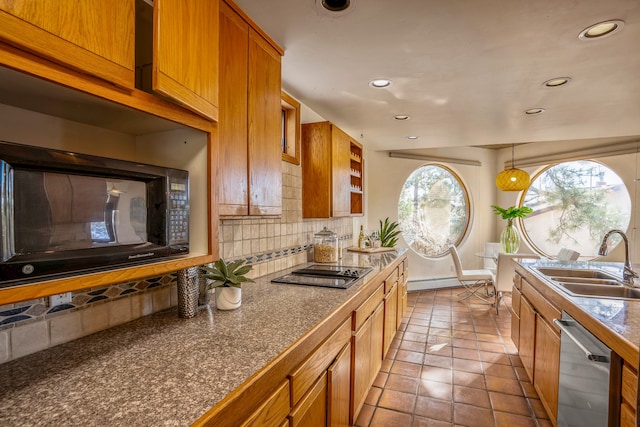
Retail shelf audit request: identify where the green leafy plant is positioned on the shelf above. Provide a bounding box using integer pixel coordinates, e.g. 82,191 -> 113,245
491,205 -> 533,220
201,258 -> 254,289
379,217 -> 401,247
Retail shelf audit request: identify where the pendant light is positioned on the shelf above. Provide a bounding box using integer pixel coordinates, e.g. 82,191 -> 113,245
496,144 -> 530,191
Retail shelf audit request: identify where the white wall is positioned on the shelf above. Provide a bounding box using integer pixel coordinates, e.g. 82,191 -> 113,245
367,147 -> 497,283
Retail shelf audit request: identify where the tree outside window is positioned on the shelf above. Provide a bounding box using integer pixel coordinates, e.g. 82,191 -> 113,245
398,165 -> 469,258
520,160 -> 631,257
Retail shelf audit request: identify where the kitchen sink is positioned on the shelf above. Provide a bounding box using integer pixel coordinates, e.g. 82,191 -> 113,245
548,277 -> 621,286
535,267 -> 621,281
558,282 -> 640,300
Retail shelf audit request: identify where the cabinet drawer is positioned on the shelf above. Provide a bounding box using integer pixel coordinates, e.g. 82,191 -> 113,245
289,318 -> 351,406
522,279 -> 561,330
513,273 -> 522,290
622,362 -> 638,410
241,380 -> 290,427
353,284 -> 384,331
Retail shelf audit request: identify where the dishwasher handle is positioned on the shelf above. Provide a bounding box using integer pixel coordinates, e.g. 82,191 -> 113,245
553,318 -> 609,363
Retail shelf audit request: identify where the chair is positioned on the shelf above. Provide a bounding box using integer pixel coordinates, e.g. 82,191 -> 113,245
556,248 -> 580,261
449,245 -> 494,303
494,252 -> 540,314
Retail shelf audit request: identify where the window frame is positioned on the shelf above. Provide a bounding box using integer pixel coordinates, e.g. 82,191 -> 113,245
281,91 -> 300,165
397,163 -> 471,259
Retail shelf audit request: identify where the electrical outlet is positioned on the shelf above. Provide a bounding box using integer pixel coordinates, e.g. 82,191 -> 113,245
49,292 -> 72,307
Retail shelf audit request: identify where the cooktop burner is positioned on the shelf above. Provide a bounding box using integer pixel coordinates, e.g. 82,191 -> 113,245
271,264 -> 373,289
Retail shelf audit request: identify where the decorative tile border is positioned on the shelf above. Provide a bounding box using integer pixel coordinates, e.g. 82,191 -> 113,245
240,238 -> 350,266
0,273 -> 177,330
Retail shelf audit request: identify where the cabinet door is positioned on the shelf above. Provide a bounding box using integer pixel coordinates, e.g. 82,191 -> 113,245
519,296 -> 536,382
289,372 -> 327,427
0,1 -> 134,88
331,126 -> 351,217
218,1 -> 249,215
248,28 -> 282,216
371,302 -> 384,375
153,0 -> 219,120
328,342 -> 351,427
301,122 -> 333,218
510,285 -> 522,350
241,380 -> 290,427
383,283 -> 398,358
534,315 -> 560,425
351,314 -> 372,423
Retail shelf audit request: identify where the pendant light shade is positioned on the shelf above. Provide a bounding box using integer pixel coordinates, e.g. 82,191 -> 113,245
496,144 -> 530,191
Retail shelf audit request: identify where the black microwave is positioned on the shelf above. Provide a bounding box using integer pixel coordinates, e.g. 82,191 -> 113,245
0,140 -> 189,287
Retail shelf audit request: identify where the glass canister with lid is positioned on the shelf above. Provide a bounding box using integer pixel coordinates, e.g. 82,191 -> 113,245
314,226 -> 338,263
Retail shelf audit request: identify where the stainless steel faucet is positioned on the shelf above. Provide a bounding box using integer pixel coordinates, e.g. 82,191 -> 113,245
598,229 -> 638,286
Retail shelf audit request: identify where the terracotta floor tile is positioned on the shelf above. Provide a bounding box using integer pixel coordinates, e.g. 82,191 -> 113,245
357,288 -> 552,427
452,402 -> 495,426
489,392 -> 532,416
391,360 -> 422,378
414,396 -> 453,422
483,362 -> 517,379
354,404 -> 375,426
452,371 -> 486,390
365,386 -> 383,405
453,385 -> 491,408
421,365 -> 453,384
452,358 -> 483,374
378,389 -> 417,413
385,373 -> 419,394
395,349 -> 425,365
494,411 -> 537,427
485,375 -> 523,396
423,354 -> 453,369
369,407 -> 414,427
418,379 -> 453,400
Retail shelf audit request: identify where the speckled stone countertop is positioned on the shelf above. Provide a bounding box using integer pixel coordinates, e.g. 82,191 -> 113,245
517,258 -> 640,365
0,250 -> 404,427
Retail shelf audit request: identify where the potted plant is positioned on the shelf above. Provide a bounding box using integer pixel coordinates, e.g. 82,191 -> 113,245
201,258 -> 254,310
379,217 -> 401,248
491,205 -> 533,253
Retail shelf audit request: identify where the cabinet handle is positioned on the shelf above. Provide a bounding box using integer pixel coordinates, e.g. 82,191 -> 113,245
553,319 -> 609,363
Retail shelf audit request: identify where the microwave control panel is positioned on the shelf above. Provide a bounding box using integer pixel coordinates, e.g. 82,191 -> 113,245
168,175 -> 189,252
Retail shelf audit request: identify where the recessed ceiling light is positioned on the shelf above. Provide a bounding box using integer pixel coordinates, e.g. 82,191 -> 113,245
524,108 -> 545,115
406,136 -> 419,140
579,20 -> 624,40
321,0 -> 350,12
369,79 -> 392,88
394,115 -> 410,120
543,77 -> 571,87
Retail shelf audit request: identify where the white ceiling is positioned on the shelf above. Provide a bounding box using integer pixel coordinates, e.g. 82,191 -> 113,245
234,0 -> 640,152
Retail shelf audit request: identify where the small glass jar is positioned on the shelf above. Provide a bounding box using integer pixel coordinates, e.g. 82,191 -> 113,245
314,226 -> 338,263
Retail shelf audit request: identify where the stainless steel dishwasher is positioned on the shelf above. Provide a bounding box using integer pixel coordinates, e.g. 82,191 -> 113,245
554,312 -> 612,427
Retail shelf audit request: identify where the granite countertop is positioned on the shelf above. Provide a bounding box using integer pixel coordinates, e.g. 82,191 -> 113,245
0,250 -> 405,427
518,258 -> 640,365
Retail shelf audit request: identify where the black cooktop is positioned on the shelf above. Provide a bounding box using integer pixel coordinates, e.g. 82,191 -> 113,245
271,264 -> 373,289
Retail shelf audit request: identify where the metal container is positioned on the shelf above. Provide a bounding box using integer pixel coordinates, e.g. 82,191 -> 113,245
314,227 -> 338,263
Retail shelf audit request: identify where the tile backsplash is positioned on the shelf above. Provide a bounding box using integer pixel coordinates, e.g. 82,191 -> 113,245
0,160 -> 358,364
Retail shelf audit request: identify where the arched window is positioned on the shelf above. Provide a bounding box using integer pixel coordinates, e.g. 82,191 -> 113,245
398,164 -> 470,258
520,160 -> 631,258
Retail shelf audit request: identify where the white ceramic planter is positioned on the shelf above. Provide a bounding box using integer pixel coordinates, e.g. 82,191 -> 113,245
215,287 -> 242,310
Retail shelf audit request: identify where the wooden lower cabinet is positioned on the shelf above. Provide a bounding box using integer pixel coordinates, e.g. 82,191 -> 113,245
519,296 -> 536,381
242,380 -> 290,427
533,314 -> 560,425
328,342 -> 351,427
289,372 -> 327,427
351,301 -> 384,423
383,282 -> 398,358
621,362 -> 638,427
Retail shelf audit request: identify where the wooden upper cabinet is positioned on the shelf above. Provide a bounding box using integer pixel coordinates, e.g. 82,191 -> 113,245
153,0 -> 219,121
0,0 -> 135,89
218,0 -> 283,216
301,122 -> 358,218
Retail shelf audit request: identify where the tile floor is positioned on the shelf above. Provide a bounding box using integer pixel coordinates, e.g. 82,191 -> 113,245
354,287 -> 553,427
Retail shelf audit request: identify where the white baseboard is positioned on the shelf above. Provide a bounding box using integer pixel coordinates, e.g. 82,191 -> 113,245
408,277 -> 459,292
